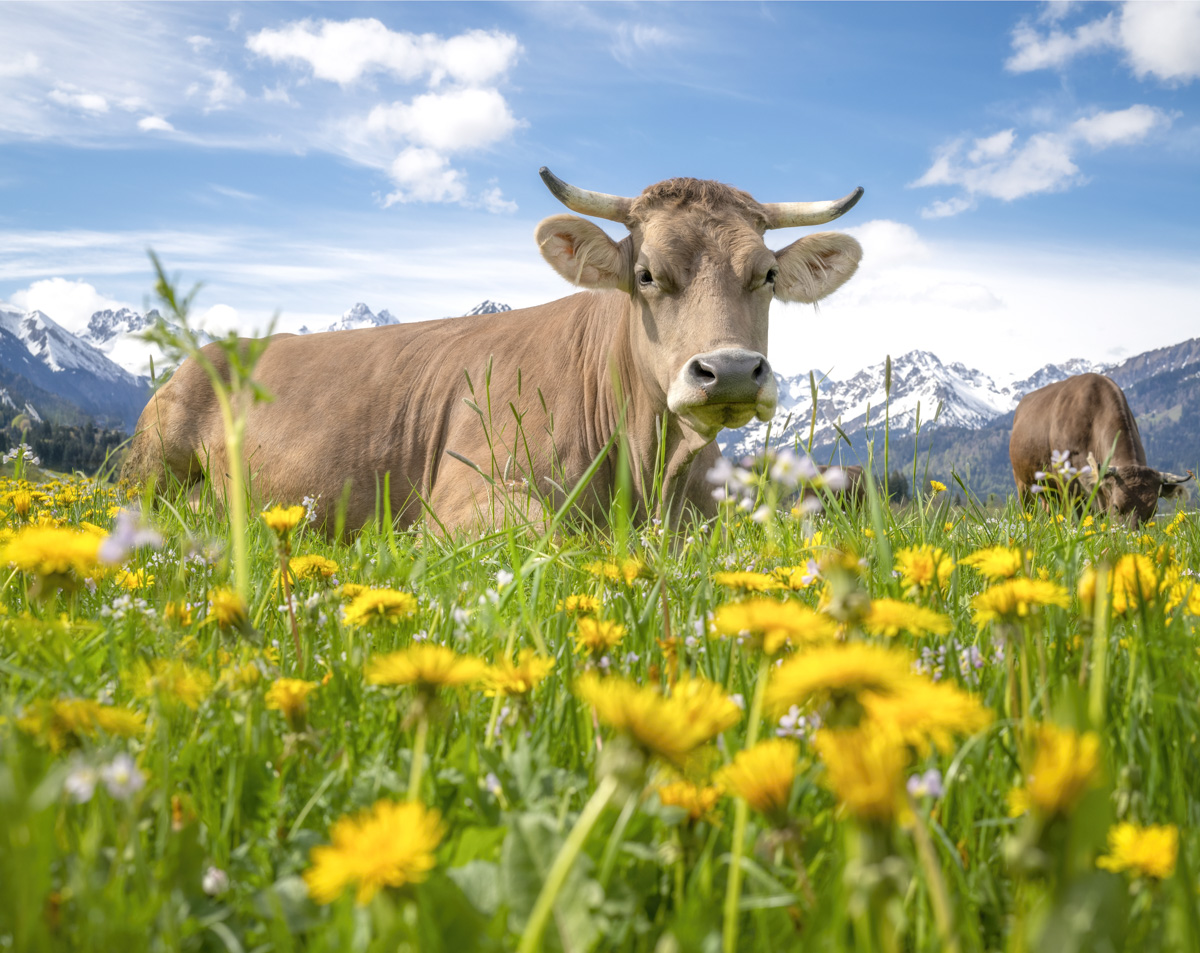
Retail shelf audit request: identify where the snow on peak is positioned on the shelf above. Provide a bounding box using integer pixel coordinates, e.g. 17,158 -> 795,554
466,300 -> 512,316
324,303 -> 399,333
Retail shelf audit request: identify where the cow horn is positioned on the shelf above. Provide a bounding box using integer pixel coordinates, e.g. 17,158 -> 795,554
762,187 -> 865,229
1160,469 -> 1195,486
539,167 -> 633,224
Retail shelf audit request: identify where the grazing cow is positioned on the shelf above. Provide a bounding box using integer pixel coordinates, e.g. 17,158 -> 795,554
122,169 -> 864,534
1009,372 -> 1192,525
798,465 -> 868,509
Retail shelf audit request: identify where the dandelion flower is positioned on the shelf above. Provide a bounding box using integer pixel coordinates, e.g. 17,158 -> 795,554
575,672 -> 740,769
343,588 -> 418,627
1009,723 -> 1100,817
930,480 -> 947,494
583,558 -> 646,586
971,578 -> 1069,627
862,599 -> 953,639
485,649 -> 554,697
656,780 -> 723,823
265,678 -> 319,729
815,726 -> 909,823
288,554 -> 339,583
207,588 -> 248,629
765,643 -> 916,721
17,698 -> 146,752
713,598 -> 837,654
261,504 -> 306,535
718,738 -> 799,822
959,546 -> 1026,581
133,659 -> 214,711
1111,553 -> 1158,613
365,645 -> 488,691
861,681 -> 992,752
894,546 -> 954,592
2,525 -> 101,582
305,799 -> 444,905
1097,823 -> 1178,880
572,618 -> 626,655
556,593 -> 602,615
770,564 -> 819,590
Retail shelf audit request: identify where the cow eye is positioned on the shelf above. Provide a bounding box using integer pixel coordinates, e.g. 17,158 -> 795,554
636,269 -> 654,286
765,268 -> 778,285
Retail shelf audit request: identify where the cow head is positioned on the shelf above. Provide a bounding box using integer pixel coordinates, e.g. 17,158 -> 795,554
1084,452 -> 1194,524
535,169 -> 862,442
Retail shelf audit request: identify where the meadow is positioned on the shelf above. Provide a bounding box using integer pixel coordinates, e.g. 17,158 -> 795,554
1,307 -> 1199,951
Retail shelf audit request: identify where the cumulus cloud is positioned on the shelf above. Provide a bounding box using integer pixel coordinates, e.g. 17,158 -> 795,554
246,20 -> 520,88
911,105 -> 1173,216
1006,2 -> 1200,84
842,219 -> 931,269
48,86 -> 109,113
366,87 -> 523,153
8,277 -> 127,334
383,147 -> 467,205
137,115 -> 174,132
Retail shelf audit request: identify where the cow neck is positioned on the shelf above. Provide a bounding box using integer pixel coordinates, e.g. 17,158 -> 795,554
585,291 -> 711,520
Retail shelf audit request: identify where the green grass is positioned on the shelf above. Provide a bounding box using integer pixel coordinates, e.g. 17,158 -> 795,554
1,458 -> 1198,952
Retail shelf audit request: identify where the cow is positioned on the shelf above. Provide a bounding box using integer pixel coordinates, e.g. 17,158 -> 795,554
1009,372 -> 1192,525
122,169 -> 864,535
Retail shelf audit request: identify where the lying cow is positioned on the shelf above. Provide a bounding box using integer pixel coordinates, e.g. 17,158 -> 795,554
122,169 -> 863,534
1009,372 -> 1192,525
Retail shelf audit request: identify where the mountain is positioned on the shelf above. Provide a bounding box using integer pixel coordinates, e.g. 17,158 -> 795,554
309,302 -> 401,334
0,305 -> 149,431
465,300 -> 512,316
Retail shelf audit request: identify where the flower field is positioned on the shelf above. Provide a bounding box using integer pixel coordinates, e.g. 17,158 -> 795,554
2,447 -> 1199,952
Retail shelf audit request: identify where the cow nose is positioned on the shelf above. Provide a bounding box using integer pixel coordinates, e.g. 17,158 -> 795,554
685,348 -> 771,404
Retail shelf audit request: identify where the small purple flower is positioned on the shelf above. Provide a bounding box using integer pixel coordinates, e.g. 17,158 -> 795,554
907,768 -> 944,799
99,507 -> 163,565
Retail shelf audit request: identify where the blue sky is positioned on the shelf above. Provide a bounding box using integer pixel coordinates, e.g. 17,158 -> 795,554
1,1 -> 1198,380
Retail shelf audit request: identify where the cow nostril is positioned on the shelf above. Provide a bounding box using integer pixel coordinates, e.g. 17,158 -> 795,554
690,359 -> 717,386
751,358 -> 767,385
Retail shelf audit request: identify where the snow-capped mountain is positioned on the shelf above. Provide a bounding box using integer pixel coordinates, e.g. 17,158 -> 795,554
719,349 -> 1108,460
79,307 -> 161,349
465,300 -> 512,316
311,302 -> 401,334
0,304 -> 149,430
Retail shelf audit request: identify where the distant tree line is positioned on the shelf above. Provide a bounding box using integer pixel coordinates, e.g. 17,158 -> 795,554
1,417 -> 127,476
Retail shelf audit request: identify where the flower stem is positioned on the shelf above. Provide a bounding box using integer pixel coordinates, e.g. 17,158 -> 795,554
279,552 -> 303,670
723,653 -> 771,953
906,789 -> 960,953
517,774 -> 618,953
407,712 -> 430,802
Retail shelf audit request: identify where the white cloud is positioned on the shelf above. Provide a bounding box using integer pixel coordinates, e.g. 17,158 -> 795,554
186,35 -> 213,52
383,147 -> 467,205
189,69 -> 246,112
48,86 -> 109,113
0,52 -> 39,77
8,277 -> 127,334
842,220 -> 930,269
137,115 -> 174,132
210,184 -> 260,201
911,106 -> 1172,215
611,23 -> 676,67
479,186 -> 518,215
1006,2 -> 1200,84
246,20 -> 520,88
366,87 -> 523,152
262,83 -> 292,104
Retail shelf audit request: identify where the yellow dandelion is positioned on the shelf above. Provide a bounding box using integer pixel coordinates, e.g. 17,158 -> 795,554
115,568 -> 153,590
556,593 -> 602,615
265,678 -> 318,729
575,672 -> 741,769
971,578 -> 1070,627
485,649 -> 554,697
2,525 -> 101,580
930,480 -> 947,494
572,618 -> 626,655
220,661 -> 262,691
894,546 -> 954,592
713,598 -> 838,654
133,658 -> 214,711
1111,553 -> 1158,613
288,554 -> 339,583
365,644 -> 488,691
305,799 -> 444,905
17,698 -> 146,752
1097,823 -> 1178,880
163,601 -> 194,627
765,643 -> 916,721
207,588 -> 248,629
712,571 -> 786,593
769,564 -> 819,590
583,558 -> 646,586
656,779 -> 723,823
718,738 -> 799,822
261,504 -> 306,535
815,726 -> 909,822
343,588 -> 418,627
862,599 -> 953,639
1009,723 -> 1101,818
861,680 -> 992,753
338,583 -> 369,601
959,546 -> 1026,581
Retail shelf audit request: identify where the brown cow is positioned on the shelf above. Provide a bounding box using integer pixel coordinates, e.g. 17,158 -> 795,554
1009,372 -> 1192,525
123,169 -> 863,534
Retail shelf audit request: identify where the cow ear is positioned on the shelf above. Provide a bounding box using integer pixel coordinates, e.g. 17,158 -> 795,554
536,215 -> 630,290
772,232 -> 863,304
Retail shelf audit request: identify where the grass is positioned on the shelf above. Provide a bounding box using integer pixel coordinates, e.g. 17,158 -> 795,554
1,441 -> 1198,952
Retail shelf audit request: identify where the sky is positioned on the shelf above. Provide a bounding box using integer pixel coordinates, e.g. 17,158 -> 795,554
0,1 -> 1198,383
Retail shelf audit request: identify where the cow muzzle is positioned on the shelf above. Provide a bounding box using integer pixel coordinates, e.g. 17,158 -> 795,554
667,347 -> 777,437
